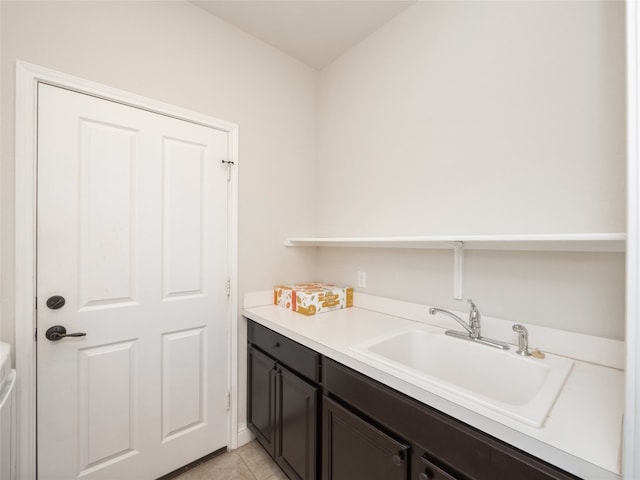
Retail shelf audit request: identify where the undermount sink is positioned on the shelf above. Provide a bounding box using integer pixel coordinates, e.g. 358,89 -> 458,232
350,328 -> 573,427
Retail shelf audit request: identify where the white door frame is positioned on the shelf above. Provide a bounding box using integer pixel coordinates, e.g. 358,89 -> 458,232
626,2 -> 640,478
14,61 -> 239,480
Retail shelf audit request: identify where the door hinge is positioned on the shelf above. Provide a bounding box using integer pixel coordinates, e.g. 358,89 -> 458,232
226,391 -> 231,411
226,279 -> 231,297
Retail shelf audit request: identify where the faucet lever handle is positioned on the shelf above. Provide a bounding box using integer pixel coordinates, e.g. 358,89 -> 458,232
467,299 -> 479,319
465,299 -> 481,338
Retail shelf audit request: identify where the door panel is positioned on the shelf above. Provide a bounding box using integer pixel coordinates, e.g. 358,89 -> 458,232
78,119 -> 138,308
161,327 -> 206,440
162,137 -> 206,298
37,83 -> 230,480
78,341 -> 138,474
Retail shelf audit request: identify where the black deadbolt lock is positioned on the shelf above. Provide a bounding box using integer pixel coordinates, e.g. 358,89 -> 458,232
46,295 -> 66,310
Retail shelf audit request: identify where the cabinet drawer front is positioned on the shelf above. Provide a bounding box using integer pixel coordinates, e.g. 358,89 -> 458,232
248,320 -> 321,382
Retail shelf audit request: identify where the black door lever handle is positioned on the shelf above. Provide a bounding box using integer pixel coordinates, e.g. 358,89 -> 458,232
45,325 -> 87,341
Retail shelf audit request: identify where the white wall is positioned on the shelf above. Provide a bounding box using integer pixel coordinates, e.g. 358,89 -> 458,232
0,0 -> 318,427
316,1 -> 626,338
318,1 -> 625,236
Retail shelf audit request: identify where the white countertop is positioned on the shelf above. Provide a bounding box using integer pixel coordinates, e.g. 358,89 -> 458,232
243,299 -> 624,480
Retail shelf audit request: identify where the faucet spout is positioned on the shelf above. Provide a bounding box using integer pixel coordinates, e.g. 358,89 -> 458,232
428,307 -> 474,335
429,298 -> 481,339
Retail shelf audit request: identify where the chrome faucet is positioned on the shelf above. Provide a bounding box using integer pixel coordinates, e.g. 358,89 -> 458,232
429,299 -> 481,339
512,324 -> 532,356
429,299 -> 510,350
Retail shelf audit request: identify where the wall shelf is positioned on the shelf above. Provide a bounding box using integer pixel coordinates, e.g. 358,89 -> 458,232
284,233 -> 626,299
284,233 -> 626,253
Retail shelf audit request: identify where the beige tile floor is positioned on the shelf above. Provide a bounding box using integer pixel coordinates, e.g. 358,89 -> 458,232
173,440 -> 288,480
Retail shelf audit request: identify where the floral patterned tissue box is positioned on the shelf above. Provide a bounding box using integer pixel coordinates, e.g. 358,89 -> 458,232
274,283 -> 354,316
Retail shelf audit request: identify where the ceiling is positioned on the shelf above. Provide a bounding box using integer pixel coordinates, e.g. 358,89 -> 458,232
190,1 -> 416,70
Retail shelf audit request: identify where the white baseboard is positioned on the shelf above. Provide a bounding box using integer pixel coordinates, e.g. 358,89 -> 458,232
236,423 -> 254,448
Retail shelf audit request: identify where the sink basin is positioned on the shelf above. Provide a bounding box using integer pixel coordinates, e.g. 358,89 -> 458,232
350,328 -> 573,427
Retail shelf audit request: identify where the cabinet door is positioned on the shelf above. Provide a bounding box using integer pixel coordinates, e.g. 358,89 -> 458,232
275,365 -> 319,480
248,345 -> 277,456
322,396 -> 409,480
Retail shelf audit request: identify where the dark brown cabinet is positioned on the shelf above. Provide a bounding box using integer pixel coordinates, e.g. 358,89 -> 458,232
246,319 -> 581,480
322,396 -> 409,480
247,322 -> 320,480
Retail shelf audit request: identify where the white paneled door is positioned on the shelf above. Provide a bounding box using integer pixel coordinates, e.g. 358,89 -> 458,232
36,84 -> 230,480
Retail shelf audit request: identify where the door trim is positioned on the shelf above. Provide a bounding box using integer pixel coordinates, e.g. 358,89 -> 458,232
14,61 -> 239,480
626,2 -> 640,478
